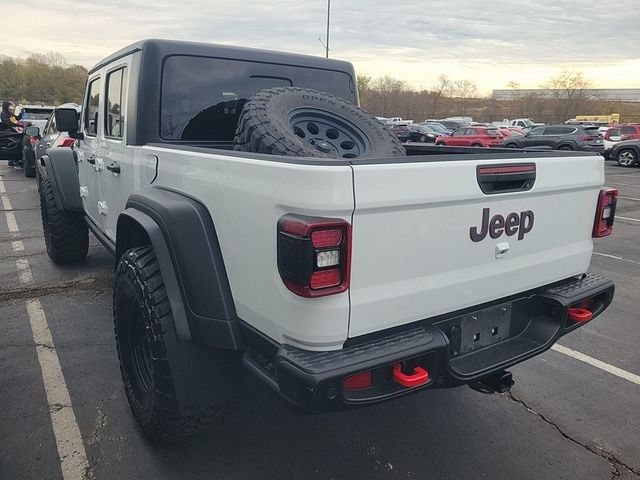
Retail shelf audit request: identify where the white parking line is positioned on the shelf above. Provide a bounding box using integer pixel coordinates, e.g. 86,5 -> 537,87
0,173 -> 90,480
552,344 -> 640,386
593,252 -> 640,266
619,196 -> 640,202
616,215 -> 640,223
26,299 -> 90,480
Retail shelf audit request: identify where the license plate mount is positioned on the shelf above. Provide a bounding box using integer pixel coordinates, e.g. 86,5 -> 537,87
452,303 -> 512,356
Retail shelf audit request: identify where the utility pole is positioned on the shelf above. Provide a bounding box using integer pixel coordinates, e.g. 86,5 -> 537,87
325,0 -> 330,58
319,0 -> 330,58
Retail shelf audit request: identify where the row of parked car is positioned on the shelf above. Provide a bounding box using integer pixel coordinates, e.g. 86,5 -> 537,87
378,116 -> 640,168
0,103 -> 80,178
3,103 -> 640,172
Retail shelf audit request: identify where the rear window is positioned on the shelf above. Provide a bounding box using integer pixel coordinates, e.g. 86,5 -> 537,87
160,55 -> 355,142
485,128 -> 500,136
583,127 -> 601,136
608,128 -> 621,137
20,108 -> 53,120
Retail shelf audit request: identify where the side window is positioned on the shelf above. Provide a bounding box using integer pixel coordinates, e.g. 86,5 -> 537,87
452,129 -> 464,137
621,126 -> 635,135
84,77 -> 101,136
466,129 -> 477,136
544,126 -> 563,135
105,67 -> 128,139
529,127 -> 545,136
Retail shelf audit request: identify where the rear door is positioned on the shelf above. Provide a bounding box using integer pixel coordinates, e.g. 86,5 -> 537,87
100,61 -> 133,241
348,155 -> 603,337
541,125 -> 564,148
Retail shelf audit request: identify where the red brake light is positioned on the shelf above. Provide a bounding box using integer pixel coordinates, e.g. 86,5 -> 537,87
311,229 -> 342,248
60,138 -> 75,148
310,268 -> 341,289
278,215 -> 351,298
593,188 -> 618,238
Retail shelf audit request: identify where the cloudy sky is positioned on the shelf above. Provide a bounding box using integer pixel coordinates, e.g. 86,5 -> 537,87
5,0 -> 640,94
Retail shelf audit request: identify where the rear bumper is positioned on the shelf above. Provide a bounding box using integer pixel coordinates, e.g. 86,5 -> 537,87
243,273 -> 614,412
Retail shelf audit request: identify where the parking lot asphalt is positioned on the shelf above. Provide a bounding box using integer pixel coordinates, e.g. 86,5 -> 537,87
1,161 -> 639,480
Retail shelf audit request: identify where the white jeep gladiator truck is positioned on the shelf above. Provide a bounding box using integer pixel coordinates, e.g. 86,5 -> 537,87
36,39 -> 617,441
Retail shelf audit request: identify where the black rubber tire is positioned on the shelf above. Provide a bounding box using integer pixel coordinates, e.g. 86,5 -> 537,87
233,87 -> 405,159
505,143 -> 518,148
114,246 -> 226,441
39,176 -> 88,264
557,145 -> 573,151
23,145 -> 35,178
471,143 -> 483,147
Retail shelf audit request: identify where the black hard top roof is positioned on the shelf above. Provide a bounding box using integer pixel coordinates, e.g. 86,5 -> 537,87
89,38 -> 354,75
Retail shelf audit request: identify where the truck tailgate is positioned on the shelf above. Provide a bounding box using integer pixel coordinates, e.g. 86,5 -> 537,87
349,155 -> 604,338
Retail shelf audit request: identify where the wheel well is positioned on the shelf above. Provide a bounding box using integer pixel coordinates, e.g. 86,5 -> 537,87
115,215 -> 151,266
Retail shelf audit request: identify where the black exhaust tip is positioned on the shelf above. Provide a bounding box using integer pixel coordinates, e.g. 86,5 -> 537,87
469,370 -> 514,394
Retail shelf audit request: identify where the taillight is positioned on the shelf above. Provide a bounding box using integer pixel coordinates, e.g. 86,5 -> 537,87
277,214 -> 351,297
593,188 -> 619,238
60,138 -> 75,148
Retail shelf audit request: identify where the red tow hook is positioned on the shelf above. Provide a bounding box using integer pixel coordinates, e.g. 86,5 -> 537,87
568,307 -> 593,323
392,363 -> 429,388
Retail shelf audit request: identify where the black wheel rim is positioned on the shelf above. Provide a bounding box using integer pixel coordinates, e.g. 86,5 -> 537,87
289,108 -> 369,158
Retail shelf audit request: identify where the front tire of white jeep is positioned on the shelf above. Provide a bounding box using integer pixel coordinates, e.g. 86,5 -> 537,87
39,176 -> 88,264
114,246 -> 226,441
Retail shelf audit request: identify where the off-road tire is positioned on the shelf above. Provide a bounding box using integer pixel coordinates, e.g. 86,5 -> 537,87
23,145 -> 35,178
39,176 -> 88,264
114,246 -> 225,441
234,87 -> 405,159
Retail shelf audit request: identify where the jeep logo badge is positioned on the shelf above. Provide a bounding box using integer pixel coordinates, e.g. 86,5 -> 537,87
470,208 -> 534,242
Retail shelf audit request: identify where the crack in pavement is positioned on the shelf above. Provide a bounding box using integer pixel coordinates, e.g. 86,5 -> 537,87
0,249 -> 47,259
0,275 -> 112,303
0,207 -> 41,212
506,391 -> 640,479
0,231 -> 44,242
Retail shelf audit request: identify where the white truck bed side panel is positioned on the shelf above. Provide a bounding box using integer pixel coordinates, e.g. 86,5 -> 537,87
143,147 -> 354,350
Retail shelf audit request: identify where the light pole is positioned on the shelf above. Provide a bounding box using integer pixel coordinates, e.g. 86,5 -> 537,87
325,0 -> 330,58
319,0 -> 330,58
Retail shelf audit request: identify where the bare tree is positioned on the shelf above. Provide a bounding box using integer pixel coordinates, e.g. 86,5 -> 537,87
368,76 -> 409,115
429,74 -> 452,117
542,70 -> 595,122
451,79 -> 478,115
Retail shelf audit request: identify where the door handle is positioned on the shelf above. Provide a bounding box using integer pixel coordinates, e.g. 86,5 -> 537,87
106,163 -> 121,174
87,156 -> 96,165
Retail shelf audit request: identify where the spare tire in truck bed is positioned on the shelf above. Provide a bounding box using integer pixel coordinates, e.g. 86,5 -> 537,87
233,87 -> 406,159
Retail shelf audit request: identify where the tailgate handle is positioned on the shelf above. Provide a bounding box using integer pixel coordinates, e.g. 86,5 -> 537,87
477,163 -> 536,194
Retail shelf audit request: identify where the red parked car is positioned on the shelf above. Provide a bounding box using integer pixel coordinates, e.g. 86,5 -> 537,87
436,127 -> 504,147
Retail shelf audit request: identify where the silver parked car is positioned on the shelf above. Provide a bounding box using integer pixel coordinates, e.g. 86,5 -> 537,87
23,103 -> 80,178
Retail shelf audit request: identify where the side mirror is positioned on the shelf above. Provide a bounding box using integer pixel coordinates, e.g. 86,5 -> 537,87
24,126 -> 40,137
55,108 -> 80,134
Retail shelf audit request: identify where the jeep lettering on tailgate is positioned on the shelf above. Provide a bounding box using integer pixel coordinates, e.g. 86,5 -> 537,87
470,208 -> 534,242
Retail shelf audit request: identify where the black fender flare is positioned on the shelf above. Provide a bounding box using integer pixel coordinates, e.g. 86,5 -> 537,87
41,147 -> 83,211
116,188 -> 242,351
